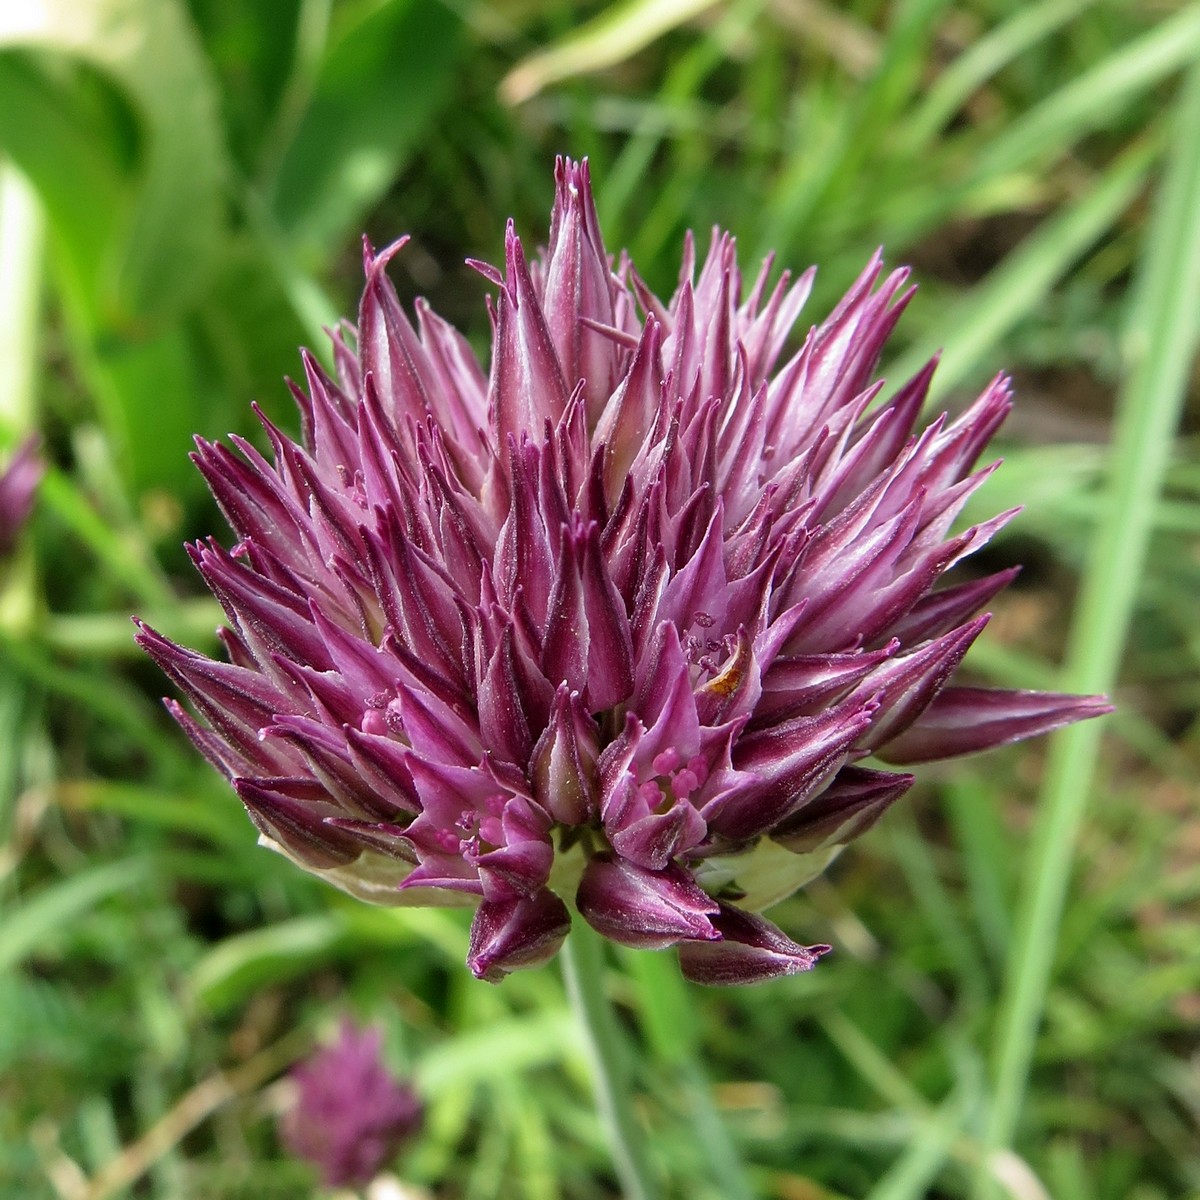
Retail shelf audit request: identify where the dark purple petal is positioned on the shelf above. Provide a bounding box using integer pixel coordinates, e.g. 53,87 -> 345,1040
234,779 -> 363,869
576,857 -> 719,950
703,695 -> 878,841
530,685 -> 600,825
489,223 -> 570,448
678,903 -> 830,986
467,888 -> 571,981
851,615 -> 990,751
771,766 -> 914,852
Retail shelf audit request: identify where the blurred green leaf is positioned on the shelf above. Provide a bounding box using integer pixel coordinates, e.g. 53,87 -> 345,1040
0,0 -> 226,323
267,0 -> 463,261
188,912 -> 348,1013
500,0 -> 719,105
0,857 -> 151,973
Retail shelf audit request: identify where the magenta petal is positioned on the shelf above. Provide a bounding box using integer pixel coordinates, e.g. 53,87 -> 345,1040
577,858 -> 719,950
704,696 -> 878,841
877,687 -> 1113,764
467,889 -> 571,982
139,157 -> 1112,986
608,800 -> 708,872
467,795 -> 554,902
678,904 -> 830,986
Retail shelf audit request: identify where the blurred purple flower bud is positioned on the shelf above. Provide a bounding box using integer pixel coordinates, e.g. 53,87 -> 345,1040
0,437 -> 42,559
280,1020 -> 423,1188
139,158 -> 1111,984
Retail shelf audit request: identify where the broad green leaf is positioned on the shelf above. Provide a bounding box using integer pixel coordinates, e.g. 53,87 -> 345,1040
0,53 -> 128,341
0,0 -> 226,323
268,0 -> 463,262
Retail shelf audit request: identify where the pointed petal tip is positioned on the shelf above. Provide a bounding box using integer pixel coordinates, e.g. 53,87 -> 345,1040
877,686 -> 1114,765
466,889 -> 571,982
679,904 -> 831,987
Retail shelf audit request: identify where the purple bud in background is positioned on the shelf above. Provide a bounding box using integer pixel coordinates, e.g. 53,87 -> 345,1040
280,1020 -> 423,1188
0,437 -> 42,559
139,157 -> 1111,984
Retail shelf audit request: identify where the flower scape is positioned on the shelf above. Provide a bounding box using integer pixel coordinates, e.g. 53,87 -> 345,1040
137,159 -> 1109,985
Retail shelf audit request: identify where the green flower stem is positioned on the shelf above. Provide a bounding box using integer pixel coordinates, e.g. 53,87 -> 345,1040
623,946 -> 753,1200
561,922 -> 659,1200
976,56 -> 1200,1195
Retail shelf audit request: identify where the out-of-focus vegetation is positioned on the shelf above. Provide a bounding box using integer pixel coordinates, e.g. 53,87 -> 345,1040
1,1 -> 1198,1197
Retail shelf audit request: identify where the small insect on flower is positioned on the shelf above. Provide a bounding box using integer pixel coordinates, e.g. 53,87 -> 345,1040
138,158 -> 1110,985
280,1020 -> 423,1188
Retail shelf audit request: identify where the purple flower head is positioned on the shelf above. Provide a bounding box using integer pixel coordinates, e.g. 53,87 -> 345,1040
279,1020 -> 423,1188
0,436 -> 42,559
138,158 -> 1111,985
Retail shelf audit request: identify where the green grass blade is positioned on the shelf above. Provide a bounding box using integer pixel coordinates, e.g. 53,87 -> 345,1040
0,858 -> 151,973
966,4 -> 1200,185
903,0 -> 1098,150
978,54 -> 1200,1189
889,135 -> 1157,398
500,0 -> 720,105
865,1093 -> 967,1200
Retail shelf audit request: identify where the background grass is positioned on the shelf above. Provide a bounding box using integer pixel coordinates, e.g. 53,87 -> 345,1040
1,1 -> 1198,1197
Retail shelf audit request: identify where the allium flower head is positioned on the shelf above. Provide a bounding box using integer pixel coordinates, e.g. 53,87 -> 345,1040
0,436 -> 42,560
138,159 -> 1110,985
280,1020 -> 423,1188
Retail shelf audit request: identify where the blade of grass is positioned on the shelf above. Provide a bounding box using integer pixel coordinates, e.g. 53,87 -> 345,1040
960,3 -> 1200,187
760,0 -> 952,254
977,54 -> 1200,1191
622,949 -> 753,1200
888,135 -> 1157,398
865,1091 -> 969,1200
500,0 -> 720,105
38,469 -> 174,608
902,0 -> 1098,150
0,858 -> 151,973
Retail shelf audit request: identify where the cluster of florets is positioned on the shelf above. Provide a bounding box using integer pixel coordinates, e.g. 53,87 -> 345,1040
280,1020 -> 422,1187
138,159 -> 1107,984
